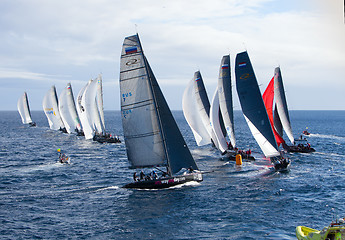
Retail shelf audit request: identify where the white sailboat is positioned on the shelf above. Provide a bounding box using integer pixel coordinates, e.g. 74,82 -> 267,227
119,34 -> 202,189
76,80 -> 94,140
43,86 -> 66,132
17,92 -> 36,126
58,83 -> 83,134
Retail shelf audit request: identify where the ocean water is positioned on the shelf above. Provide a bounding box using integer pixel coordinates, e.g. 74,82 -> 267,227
1,110 -> 344,239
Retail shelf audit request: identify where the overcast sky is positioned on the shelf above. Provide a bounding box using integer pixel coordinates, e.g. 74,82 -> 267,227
1,0 -> 344,111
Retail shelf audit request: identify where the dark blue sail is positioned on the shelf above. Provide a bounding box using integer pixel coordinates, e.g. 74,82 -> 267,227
235,51 -> 279,157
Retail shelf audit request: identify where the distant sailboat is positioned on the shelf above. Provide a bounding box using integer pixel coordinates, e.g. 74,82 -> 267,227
59,83 -> 83,135
92,75 -> 120,143
76,80 -> 94,140
235,52 -> 290,171
43,86 -> 66,132
119,34 -> 202,189
17,92 -> 36,127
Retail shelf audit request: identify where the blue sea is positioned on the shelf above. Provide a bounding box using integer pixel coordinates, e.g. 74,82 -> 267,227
1,110 -> 344,239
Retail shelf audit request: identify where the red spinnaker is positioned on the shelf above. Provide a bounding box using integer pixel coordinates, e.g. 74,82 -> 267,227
263,77 -> 285,146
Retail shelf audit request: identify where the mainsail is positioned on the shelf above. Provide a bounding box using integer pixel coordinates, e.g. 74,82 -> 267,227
85,79 -> 105,135
119,34 -> 198,175
43,86 -> 65,130
218,55 -> 236,148
274,67 -> 294,144
17,92 -> 33,124
273,104 -> 283,137
59,83 -> 82,134
96,74 -> 106,131
235,52 -> 280,158
182,78 -> 211,146
76,81 -> 94,139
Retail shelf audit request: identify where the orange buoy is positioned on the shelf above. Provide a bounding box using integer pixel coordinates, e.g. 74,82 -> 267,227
235,154 -> 242,165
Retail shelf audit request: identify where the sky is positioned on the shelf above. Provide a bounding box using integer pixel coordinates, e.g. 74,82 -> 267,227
1,0 -> 345,111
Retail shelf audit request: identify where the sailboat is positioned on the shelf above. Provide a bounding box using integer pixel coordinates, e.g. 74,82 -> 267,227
43,86 -> 67,132
58,83 -> 83,135
76,80 -> 94,140
119,34 -> 202,189
210,55 -> 254,160
92,75 -> 121,143
235,51 -> 290,171
264,67 -> 315,153
17,92 -> 36,127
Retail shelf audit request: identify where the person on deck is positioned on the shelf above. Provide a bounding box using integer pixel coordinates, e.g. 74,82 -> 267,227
133,172 -> 138,181
140,170 -> 145,180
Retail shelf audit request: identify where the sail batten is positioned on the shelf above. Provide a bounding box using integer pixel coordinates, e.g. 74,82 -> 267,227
120,34 -> 198,174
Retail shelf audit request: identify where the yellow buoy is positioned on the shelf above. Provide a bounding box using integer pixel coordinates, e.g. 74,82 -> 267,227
236,154 -> 242,165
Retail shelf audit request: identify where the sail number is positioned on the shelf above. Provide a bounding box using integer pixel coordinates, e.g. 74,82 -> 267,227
122,92 -> 132,102
122,109 -> 132,119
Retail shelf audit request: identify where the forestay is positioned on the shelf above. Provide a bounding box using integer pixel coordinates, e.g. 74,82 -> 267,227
17,92 -> 33,124
235,52 -> 280,158
59,83 -> 82,134
218,55 -> 236,148
119,34 -> 198,174
42,86 -> 65,130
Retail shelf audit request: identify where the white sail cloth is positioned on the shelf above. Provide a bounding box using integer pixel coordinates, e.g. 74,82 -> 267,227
43,86 -> 65,130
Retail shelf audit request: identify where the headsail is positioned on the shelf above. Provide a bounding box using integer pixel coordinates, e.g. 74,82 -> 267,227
182,78 -> 211,146
76,81 -> 94,139
274,67 -> 294,144
17,92 -> 33,124
210,88 -> 229,153
193,71 -> 214,141
235,52 -> 280,158
262,77 -> 285,146
59,83 -> 82,134
119,34 -> 198,175
43,86 -> 65,130
218,55 -> 236,147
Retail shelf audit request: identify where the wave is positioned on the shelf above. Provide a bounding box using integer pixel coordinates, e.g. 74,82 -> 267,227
309,133 -> 345,142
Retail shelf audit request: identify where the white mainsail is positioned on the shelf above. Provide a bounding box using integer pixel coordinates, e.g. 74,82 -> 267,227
59,83 -> 82,134
76,81 -> 94,139
17,92 -> 33,124
95,74 -> 106,131
182,78 -> 212,146
84,79 -> 104,135
43,86 -> 65,130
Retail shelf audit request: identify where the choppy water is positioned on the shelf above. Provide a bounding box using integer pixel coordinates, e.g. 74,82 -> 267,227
1,110 -> 344,239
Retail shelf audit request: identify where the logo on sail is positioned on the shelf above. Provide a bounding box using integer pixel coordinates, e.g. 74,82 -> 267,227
126,58 -> 139,66
125,46 -> 138,55
240,73 -> 251,79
